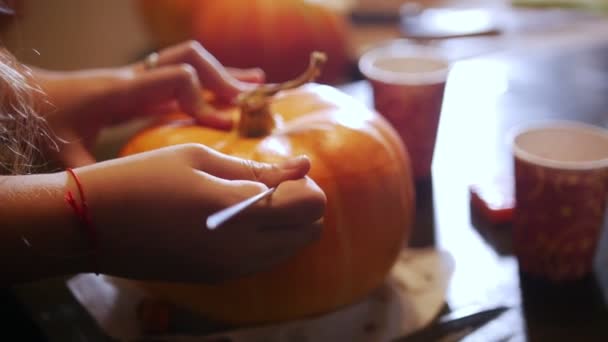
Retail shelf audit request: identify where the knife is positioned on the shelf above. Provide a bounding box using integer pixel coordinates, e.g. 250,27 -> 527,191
393,305 -> 510,342
206,186 -> 277,230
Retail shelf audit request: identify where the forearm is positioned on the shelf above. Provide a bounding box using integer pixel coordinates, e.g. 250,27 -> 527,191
30,66 -> 131,115
0,172 -> 89,284
28,66 -> 135,166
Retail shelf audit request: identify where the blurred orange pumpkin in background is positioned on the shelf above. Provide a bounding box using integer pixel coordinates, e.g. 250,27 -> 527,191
135,0 -> 195,47
120,53 -> 415,324
136,0 -> 353,84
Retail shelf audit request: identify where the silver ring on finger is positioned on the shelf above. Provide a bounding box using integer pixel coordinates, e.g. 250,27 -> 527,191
143,52 -> 159,70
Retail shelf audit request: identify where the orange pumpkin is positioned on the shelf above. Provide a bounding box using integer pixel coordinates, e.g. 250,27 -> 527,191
190,0 -> 352,84
136,0 -> 352,84
135,0 -> 196,48
120,53 -> 415,324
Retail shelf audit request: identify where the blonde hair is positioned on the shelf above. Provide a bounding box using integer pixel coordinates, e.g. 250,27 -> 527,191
0,48 -> 55,175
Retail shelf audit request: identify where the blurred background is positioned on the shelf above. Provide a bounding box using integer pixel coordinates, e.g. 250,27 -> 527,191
0,0 -> 150,70
0,0 -> 605,82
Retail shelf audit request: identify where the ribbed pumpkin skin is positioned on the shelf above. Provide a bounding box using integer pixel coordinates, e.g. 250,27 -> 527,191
120,84 -> 414,324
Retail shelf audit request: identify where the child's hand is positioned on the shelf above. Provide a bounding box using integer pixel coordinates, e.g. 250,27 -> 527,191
73,144 -> 326,282
36,41 -> 264,167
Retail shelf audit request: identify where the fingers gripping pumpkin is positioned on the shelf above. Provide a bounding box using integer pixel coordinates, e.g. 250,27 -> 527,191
120,52 -> 415,324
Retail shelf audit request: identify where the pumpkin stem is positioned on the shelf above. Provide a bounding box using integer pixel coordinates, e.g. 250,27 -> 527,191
236,52 -> 327,137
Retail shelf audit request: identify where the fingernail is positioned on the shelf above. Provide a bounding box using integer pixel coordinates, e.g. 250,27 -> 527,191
248,68 -> 265,83
279,155 -> 308,169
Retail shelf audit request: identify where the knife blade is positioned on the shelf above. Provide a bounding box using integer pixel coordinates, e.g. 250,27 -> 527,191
206,186 -> 277,230
393,306 -> 510,342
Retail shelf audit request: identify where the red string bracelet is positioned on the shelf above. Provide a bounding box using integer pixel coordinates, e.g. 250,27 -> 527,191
65,168 -> 99,275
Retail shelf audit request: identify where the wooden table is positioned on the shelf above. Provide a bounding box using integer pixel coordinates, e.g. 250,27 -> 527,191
342,17 -> 608,340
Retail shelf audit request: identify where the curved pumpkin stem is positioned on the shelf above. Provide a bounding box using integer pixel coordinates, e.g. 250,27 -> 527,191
240,52 -> 327,100
236,52 -> 327,138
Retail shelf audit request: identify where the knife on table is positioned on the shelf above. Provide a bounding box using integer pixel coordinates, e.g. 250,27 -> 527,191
393,306 -> 510,342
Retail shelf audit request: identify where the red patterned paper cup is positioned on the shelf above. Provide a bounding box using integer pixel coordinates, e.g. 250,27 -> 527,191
359,44 -> 450,180
512,121 -> 608,282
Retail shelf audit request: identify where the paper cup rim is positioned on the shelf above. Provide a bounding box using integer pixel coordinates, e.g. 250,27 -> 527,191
358,46 -> 451,85
510,120 -> 608,170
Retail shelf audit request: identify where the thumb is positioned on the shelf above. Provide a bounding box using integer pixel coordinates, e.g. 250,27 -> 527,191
187,145 -> 310,187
